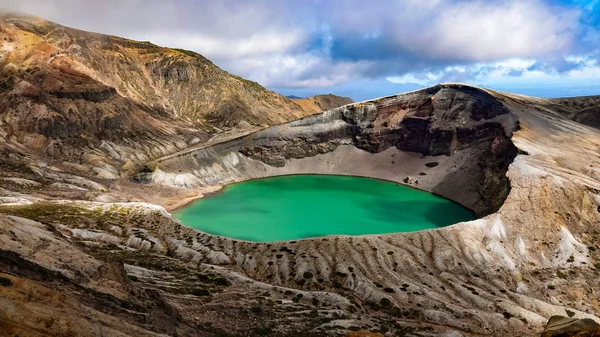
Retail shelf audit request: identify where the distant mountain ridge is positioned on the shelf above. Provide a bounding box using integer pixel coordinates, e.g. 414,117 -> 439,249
290,94 -> 354,114
0,10 -> 353,181
0,10 -> 311,131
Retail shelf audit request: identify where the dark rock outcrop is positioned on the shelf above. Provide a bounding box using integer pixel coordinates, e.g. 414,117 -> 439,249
239,84 -> 517,215
239,85 -> 516,163
142,84 -> 519,217
542,316 -> 600,337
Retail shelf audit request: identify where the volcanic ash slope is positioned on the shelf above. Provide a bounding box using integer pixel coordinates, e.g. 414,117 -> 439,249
1,83 -> 600,336
137,83 -> 600,334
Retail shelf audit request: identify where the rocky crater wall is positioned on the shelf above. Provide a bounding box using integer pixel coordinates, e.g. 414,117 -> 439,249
4,84 -> 600,336
135,84 -> 520,217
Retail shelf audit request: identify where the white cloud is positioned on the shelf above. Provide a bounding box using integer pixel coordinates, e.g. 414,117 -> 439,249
221,52 -> 370,88
416,0 -> 578,60
387,73 -> 442,86
138,30 -> 306,60
330,0 -> 580,61
386,57 -> 600,89
1,0 -> 597,94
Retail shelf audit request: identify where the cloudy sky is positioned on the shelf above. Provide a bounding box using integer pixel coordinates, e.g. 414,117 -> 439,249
3,0 -> 600,100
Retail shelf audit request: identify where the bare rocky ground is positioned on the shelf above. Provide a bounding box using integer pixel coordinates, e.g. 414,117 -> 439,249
1,83 -> 600,336
291,94 -> 354,115
0,10 -> 329,197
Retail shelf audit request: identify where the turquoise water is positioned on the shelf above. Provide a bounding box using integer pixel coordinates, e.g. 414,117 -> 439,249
172,175 -> 475,242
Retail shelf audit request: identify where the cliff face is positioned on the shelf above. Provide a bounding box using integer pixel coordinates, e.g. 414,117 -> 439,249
140,84 -> 519,216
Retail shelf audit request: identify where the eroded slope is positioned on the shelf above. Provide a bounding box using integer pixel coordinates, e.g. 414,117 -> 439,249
292,94 -> 354,114
1,84 -> 600,336
0,10 -> 351,208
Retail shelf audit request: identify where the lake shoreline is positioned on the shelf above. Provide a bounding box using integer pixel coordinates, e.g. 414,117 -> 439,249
171,174 -> 475,241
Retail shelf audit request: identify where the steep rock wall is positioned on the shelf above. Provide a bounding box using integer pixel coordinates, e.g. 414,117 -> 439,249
137,84 -> 519,216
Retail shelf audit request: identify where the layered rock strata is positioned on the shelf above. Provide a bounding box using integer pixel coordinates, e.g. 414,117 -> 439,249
1,83 -> 600,336
138,84 -> 519,217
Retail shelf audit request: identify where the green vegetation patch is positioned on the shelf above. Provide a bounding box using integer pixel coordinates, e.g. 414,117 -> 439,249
0,202 -> 137,230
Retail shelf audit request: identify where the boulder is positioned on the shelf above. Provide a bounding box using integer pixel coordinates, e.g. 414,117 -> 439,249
541,316 -> 600,337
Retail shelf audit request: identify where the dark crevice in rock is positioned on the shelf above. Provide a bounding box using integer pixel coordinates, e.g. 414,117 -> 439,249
518,149 -> 530,156
132,165 -> 155,184
48,87 -> 117,102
